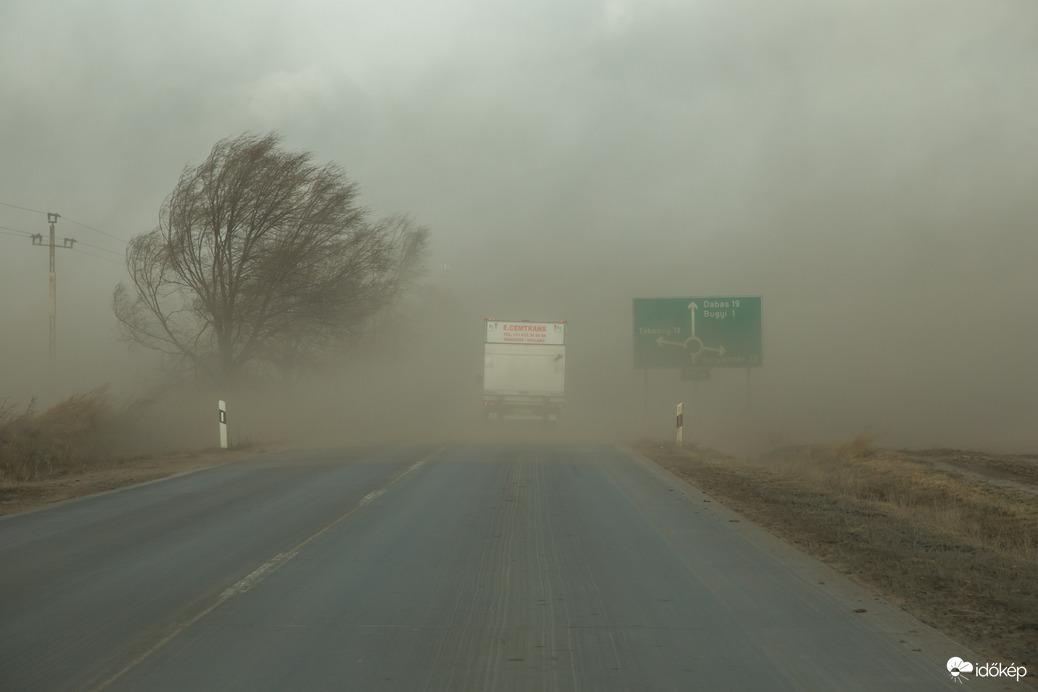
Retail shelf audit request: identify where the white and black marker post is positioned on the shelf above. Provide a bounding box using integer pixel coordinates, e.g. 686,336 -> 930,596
218,400 -> 228,449
676,402 -> 683,447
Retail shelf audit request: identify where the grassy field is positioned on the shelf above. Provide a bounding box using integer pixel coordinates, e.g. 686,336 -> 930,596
638,436 -> 1038,684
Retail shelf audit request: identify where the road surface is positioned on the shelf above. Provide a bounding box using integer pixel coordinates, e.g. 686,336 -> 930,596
0,444 -> 998,690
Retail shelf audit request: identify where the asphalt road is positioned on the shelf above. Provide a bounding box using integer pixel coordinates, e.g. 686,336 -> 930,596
0,443 -> 998,691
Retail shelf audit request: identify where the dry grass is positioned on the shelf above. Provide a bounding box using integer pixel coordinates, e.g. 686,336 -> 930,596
0,389 -> 129,482
639,436 -> 1038,678
767,440 -> 1038,559
0,390 -> 271,515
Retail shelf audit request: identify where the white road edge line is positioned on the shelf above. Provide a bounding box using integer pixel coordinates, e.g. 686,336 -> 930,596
220,551 -> 296,599
90,449 -> 438,692
360,488 -> 385,504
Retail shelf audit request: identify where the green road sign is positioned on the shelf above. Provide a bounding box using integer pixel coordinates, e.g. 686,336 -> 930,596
633,296 -> 762,369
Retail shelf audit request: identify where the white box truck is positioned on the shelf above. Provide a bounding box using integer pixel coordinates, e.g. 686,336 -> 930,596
482,319 -> 566,422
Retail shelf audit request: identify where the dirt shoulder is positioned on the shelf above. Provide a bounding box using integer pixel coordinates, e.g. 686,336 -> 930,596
0,446 -> 278,517
636,439 -> 1038,686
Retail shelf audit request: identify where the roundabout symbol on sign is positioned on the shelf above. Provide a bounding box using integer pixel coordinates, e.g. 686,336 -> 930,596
654,335 -> 726,363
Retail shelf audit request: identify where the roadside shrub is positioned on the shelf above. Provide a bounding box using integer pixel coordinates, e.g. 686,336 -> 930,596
0,389 -> 122,481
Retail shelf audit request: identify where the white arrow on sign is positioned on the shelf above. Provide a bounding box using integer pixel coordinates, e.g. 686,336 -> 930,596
688,301 -> 698,337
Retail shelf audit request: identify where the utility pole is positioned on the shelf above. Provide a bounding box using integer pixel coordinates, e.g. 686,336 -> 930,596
31,213 -> 75,371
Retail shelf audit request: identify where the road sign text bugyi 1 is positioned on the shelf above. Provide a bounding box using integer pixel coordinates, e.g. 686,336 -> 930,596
633,297 -> 762,369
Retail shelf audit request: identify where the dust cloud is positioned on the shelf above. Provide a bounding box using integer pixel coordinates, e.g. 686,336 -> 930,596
1,0 -> 1035,454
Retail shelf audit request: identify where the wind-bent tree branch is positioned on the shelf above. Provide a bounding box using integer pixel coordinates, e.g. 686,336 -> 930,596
113,132 -> 429,383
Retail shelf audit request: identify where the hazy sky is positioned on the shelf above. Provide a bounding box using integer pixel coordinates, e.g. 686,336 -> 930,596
2,0 -> 1036,450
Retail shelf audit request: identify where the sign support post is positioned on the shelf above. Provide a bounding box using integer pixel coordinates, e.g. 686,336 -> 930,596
746,367 -> 752,415
643,369 -> 649,422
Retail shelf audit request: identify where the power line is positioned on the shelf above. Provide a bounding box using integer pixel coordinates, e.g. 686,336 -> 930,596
0,231 -> 124,261
0,225 -> 32,237
0,231 -> 124,265
71,247 -> 124,266
60,215 -> 127,245
0,201 -> 127,245
75,239 -> 123,256
0,201 -> 47,215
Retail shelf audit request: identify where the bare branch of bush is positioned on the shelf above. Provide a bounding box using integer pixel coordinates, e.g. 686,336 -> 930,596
0,390 -> 120,482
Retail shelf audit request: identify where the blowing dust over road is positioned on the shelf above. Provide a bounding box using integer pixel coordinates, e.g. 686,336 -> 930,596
0,1 -> 1034,455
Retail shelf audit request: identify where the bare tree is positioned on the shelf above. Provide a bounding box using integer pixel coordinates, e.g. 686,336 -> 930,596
113,132 -> 429,384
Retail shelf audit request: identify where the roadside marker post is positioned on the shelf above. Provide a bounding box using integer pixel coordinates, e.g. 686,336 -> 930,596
676,402 -> 683,447
218,400 -> 228,449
